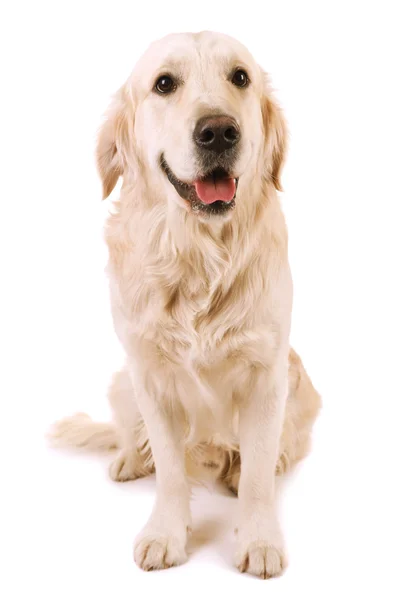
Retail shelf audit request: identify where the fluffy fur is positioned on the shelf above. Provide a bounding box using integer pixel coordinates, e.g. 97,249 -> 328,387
50,32 -> 321,579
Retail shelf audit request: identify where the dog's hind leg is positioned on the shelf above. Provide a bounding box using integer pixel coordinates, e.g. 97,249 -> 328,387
108,368 -> 154,482
275,348 -> 321,475
49,367 -> 154,482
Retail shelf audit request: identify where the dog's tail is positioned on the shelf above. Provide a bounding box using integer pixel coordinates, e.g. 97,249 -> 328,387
48,413 -> 119,451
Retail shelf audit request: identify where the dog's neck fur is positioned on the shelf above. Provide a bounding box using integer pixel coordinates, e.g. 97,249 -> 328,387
115,172 -> 285,265
105,174 -> 288,349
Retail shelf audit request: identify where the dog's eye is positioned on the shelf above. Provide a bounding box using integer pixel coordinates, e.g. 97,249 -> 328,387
231,69 -> 249,88
155,75 -> 176,94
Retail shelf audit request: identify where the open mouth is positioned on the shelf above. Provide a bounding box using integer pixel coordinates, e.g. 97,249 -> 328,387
160,156 -> 238,216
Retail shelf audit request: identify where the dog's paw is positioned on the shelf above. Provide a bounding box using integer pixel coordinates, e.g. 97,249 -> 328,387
109,450 -> 140,482
235,540 -> 287,578
134,532 -> 187,571
235,514 -> 287,579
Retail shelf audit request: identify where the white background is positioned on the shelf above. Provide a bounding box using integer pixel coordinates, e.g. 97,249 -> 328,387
1,1 -> 400,598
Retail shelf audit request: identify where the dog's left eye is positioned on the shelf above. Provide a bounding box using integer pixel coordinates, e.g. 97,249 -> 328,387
231,69 -> 249,88
155,75 -> 176,94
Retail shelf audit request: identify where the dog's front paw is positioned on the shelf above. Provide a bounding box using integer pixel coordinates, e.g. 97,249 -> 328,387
235,515 -> 287,579
134,531 -> 188,571
235,540 -> 287,578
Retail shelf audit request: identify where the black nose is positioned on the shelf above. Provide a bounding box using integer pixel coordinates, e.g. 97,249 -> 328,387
193,115 -> 241,153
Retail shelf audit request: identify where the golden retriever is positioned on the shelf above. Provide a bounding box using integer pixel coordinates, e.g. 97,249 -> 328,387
51,31 -> 321,579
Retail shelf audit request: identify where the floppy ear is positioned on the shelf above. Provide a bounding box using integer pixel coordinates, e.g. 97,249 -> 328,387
96,86 -> 135,199
262,79 -> 288,192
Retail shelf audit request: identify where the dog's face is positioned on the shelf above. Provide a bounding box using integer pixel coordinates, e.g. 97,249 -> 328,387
98,32 -> 287,221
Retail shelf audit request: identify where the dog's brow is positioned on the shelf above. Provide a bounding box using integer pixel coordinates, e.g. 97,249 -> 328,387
156,57 -> 185,75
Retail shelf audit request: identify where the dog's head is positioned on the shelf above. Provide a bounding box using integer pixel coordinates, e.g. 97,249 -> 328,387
97,32 -> 287,221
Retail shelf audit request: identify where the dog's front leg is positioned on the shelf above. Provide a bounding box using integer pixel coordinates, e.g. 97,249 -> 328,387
235,357 -> 288,578
128,353 -> 191,571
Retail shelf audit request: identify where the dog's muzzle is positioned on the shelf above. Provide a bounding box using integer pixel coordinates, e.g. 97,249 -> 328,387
161,156 -> 239,217
193,115 -> 241,154
160,114 -> 241,217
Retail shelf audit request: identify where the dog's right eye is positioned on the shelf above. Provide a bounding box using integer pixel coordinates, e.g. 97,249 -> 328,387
155,75 -> 176,94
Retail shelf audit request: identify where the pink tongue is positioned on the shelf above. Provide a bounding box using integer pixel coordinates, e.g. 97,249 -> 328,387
194,177 -> 236,204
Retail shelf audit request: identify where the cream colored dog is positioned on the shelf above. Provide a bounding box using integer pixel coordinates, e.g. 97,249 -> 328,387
51,31 -> 321,579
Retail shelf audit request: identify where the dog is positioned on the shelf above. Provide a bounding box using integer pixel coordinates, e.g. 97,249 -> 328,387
51,31 -> 321,579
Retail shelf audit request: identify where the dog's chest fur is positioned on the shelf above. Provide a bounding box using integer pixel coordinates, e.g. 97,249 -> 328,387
105,194 -> 289,442
106,201 -> 282,366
